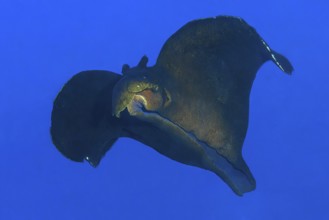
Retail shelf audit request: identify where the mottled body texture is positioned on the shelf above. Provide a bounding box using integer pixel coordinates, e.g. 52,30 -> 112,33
51,16 -> 293,195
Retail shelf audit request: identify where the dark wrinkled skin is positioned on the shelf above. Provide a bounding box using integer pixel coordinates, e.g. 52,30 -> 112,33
51,16 -> 293,196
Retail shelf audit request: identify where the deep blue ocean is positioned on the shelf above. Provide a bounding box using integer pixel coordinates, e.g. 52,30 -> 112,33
1,1 -> 328,219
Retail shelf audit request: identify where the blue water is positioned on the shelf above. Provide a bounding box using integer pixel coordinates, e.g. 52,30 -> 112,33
1,1 -> 328,219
